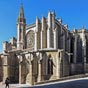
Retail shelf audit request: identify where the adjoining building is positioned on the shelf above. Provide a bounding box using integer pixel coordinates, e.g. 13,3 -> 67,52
0,5 -> 88,85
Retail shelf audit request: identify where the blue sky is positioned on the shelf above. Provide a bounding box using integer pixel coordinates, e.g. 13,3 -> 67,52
0,0 -> 88,52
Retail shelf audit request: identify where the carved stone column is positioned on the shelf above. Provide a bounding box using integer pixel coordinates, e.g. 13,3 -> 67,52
56,50 -> 63,79
56,51 -> 60,79
41,16 -> 47,49
29,53 -> 34,85
25,53 -> 34,85
35,32 -> 37,51
74,35 -> 77,63
67,37 -> 71,63
82,30 -> 86,73
17,55 -> 22,83
47,28 -> 50,48
19,62 -> 21,83
37,52 -> 42,82
63,33 -> 65,50
41,31 -> 43,49
35,17 -> 41,51
54,27 -> 58,49
83,41 -> 86,73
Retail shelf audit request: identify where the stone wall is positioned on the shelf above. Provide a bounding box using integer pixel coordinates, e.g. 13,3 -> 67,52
70,63 -> 84,75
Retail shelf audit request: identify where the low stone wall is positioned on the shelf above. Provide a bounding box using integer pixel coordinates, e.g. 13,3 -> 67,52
86,64 -> 88,73
35,74 -> 88,85
70,63 -> 84,75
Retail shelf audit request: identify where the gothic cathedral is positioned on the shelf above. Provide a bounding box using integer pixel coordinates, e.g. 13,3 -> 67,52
0,5 -> 88,85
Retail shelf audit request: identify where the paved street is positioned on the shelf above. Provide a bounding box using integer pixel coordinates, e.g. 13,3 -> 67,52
29,79 -> 88,88
1,78 -> 88,88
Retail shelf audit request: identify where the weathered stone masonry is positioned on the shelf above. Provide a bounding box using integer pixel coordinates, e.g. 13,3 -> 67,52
0,5 -> 88,85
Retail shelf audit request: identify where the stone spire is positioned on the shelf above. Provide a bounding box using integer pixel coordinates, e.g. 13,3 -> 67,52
17,4 -> 26,23
17,4 -> 26,50
18,4 -> 24,19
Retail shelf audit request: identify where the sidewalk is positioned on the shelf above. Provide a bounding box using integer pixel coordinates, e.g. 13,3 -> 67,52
0,83 -> 31,88
0,84 -> 16,88
10,84 -> 31,88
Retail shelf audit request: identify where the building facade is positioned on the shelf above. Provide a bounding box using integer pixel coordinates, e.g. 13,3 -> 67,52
0,5 -> 88,85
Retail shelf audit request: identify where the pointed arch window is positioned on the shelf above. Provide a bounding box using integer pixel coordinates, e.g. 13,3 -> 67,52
26,30 -> 35,49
